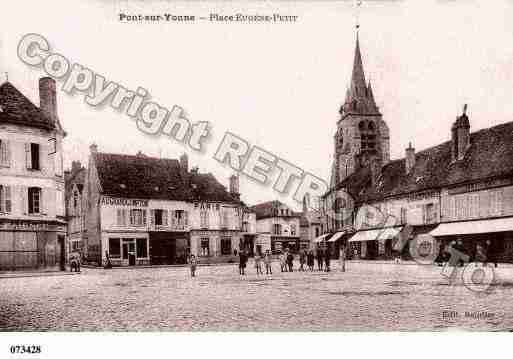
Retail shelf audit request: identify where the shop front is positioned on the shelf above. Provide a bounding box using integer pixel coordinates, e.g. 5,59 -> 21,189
271,235 -> 301,254
190,230 -> 240,263
102,232 -> 150,267
429,217 -> 513,263
149,231 -> 190,265
0,219 -> 67,271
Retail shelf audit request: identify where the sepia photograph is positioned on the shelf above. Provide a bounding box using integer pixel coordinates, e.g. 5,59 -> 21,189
1,0 -> 513,357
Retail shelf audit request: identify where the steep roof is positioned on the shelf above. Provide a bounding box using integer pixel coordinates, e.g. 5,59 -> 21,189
249,200 -> 300,220
331,120 -> 513,203
0,81 -> 56,131
93,152 -> 240,203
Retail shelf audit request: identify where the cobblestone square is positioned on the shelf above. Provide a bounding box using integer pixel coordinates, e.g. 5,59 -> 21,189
1,261 -> 513,331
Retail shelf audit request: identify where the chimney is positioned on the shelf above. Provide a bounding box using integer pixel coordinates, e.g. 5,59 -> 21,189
451,104 -> 471,161
229,174 -> 240,199
179,153 -> 188,174
71,160 -> 82,174
39,77 -> 58,125
90,143 -> 98,154
405,142 -> 415,175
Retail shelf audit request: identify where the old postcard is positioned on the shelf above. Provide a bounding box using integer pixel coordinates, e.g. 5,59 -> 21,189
0,0 -> 512,357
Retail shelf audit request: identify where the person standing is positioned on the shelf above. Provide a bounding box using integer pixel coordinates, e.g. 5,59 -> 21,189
299,250 -> 306,272
264,250 -> 273,275
190,254 -> 197,277
254,251 -> 263,275
316,249 -> 324,271
239,250 -> 247,276
307,250 -> 315,271
339,245 -> 346,272
325,247 -> 331,272
279,251 -> 287,272
286,250 -> 294,272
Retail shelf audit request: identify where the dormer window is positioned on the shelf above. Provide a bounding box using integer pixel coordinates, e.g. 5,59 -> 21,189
119,184 -> 126,189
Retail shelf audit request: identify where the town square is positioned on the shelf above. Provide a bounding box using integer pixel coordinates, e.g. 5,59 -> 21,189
1,0 -> 513,342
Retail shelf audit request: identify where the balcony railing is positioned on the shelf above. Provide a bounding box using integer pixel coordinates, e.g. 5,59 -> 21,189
148,220 -> 188,231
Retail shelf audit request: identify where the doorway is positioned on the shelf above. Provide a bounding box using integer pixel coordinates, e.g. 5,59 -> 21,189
122,240 -> 136,266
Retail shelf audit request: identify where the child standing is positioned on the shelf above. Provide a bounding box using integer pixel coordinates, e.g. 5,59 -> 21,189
264,250 -> 273,275
254,252 -> 263,275
279,251 -> 287,272
190,254 -> 197,277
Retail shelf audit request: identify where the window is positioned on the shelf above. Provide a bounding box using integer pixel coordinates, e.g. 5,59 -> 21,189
129,209 -> 146,226
109,238 -> 120,258
315,227 -> 320,237
173,210 -> 187,228
221,210 -> 229,228
400,208 -> 407,225
290,224 -> 297,236
28,187 -> 41,214
200,210 -> 209,228
0,140 -> 10,167
26,143 -> 40,170
0,185 -> 11,213
200,238 -> 210,256
273,223 -> 282,235
424,203 -> 437,224
48,138 -> 57,155
359,121 -> 377,153
221,238 -> 231,255
136,238 -> 147,258
116,209 -> 127,226
242,221 -> 249,232
154,209 -> 163,226
73,191 -> 79,209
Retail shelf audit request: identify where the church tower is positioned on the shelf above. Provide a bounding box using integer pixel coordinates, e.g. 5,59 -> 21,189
330,32 -> 390,188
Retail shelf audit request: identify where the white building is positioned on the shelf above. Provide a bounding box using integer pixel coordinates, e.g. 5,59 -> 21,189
250,200 -> 303,254
82,148 -> 256,266
0,78 -> 66,270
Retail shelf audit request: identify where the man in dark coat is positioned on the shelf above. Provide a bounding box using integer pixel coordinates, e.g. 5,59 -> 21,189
316,249 -> 324,271
325,247 -> 331,272
239,250 -> 247,275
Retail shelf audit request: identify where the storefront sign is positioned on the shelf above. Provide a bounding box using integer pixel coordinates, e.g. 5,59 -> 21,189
0,221 -> 65,232
449,178 -> 513,195
194,202 -> 221,211
101,196 -> 148,207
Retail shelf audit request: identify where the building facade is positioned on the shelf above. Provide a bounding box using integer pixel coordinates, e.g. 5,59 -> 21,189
250,200 -> 303,254
64,160 -> 85,261
0,78 -> 67,270
321,32 -> 513,263
82,147 -> 256,266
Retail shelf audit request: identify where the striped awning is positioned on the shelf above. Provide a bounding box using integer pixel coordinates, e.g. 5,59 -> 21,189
348,226 -> 403,243
429,217 -> 513,237
313,233 -> 330,243
328,231 -> 346,242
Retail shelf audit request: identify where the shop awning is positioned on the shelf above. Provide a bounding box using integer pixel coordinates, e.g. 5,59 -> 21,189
429,217 -> 513,237
313,233 -> 330,243
348,226 -> 403,243
328,231 -> 346,242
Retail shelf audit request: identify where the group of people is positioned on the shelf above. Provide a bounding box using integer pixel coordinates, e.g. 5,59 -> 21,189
238,247 -> 337,276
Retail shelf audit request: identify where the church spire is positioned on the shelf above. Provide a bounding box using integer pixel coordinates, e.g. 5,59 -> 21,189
350,31 -> 367,97
339,29 -> 379,117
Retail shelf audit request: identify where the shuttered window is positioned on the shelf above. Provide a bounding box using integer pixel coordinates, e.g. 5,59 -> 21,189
0,140 -> 11,167
0,185 -> 11,213
28,187 -> 41,214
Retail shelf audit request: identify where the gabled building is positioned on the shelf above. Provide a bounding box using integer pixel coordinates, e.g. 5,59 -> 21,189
82,146 -> 256,266
250,200 -> 303,254
0,78 -> 67,270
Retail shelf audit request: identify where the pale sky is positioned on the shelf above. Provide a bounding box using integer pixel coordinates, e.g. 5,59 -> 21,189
1,0 -> 513,210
